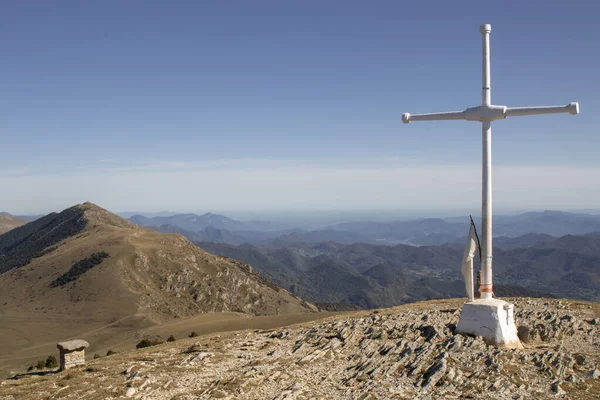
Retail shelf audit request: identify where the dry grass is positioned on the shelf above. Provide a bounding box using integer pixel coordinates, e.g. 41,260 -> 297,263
0,309 -> 338,379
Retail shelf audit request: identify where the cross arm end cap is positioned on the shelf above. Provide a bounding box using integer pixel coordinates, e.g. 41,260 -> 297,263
402,113 -> 411,124
569,102 -> 580,115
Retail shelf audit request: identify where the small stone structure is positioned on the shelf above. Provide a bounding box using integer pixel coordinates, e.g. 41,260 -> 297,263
57,339 -> 89,370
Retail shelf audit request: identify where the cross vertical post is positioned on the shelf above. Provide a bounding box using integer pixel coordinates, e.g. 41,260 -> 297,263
481,24 -> 491,106
401,24 -> 579,347
480,24 -> 493,300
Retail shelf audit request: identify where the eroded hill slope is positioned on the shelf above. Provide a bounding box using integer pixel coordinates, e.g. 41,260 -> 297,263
0,202 -> 315,322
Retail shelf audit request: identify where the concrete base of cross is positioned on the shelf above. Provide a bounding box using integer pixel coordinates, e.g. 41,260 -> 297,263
456,298 -> 523,349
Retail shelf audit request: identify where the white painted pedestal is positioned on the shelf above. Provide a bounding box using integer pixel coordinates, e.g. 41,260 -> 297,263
456,298 -> 523,349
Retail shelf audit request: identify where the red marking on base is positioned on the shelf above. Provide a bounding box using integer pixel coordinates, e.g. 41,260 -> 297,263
479,285 -> 493,293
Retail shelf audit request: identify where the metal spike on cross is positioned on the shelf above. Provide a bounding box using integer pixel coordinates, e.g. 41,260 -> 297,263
402,24 -> 579,347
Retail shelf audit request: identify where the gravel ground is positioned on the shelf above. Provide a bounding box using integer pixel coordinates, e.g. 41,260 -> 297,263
1,298 -> 599,400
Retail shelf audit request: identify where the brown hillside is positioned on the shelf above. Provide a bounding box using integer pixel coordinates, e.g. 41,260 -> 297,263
0,203 -> 316,375
0,214 -> 26,235
0,202 -> 315,319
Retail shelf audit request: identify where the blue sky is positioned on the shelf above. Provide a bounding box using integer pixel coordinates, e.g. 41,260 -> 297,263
1,1 -> 598,215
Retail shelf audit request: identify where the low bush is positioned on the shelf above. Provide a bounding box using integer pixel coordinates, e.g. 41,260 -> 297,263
35,360 -> 45,370
106,349 -> 116,356
45,355 -> 58,369
136,338 -> 163,349
93,353 -> 101,359
167,335 -> 176,342
189,331 -> 198,338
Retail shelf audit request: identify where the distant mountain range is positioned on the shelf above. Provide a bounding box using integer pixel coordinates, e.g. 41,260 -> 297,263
6,209 -> 599,247
130,212 -> 246,232
197,231 -> 600,309
129,210 -> 600,247
0,211 -> 41,226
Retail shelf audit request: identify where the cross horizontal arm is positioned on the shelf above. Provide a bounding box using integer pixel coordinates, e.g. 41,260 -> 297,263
504,102 -> 579,118
402,110 -> 466,124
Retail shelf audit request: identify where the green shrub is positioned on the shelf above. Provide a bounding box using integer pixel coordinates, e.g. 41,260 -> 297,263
136,338 -> 163,349
35,360 -> 45,370
93,353 -> 101,359
45,355 -> 58,369
167,335 -> 176,342
106,349 -> 116,356
189,331 -> 198,338
27,365 -> 33,372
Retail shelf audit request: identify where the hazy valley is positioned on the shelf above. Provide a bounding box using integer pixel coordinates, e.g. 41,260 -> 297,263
120,209 -> 600,309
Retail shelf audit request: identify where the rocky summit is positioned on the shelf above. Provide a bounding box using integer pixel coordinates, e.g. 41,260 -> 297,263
2,298 -> 598,399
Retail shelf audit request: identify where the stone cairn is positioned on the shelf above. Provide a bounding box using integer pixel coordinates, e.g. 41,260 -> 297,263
57,340 -> 89,371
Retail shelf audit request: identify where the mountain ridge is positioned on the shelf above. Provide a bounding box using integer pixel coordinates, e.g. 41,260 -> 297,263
0,214 -> 26,235
130,212 -> 245,232
0,202 -> 315,318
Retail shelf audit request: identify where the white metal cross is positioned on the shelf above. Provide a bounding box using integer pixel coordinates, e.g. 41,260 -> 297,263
402,24 -> 579,300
